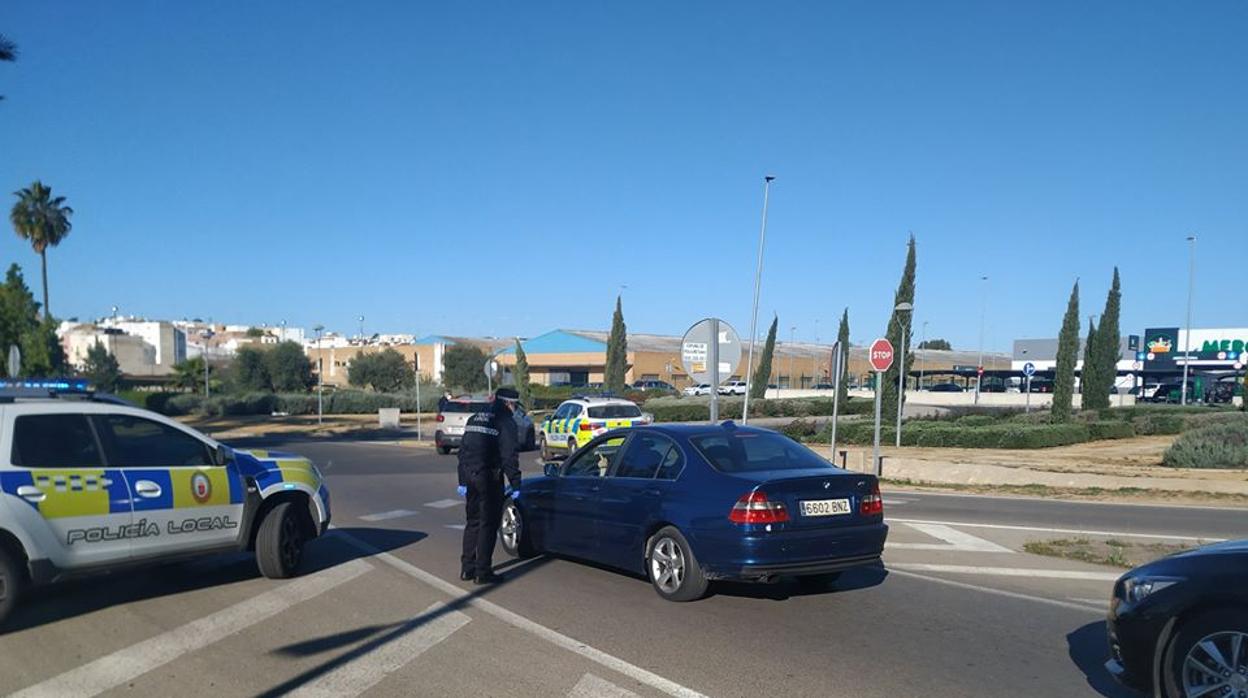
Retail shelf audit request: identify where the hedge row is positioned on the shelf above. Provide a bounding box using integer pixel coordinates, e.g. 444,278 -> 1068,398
1163,422 -> 1248,469
128,390 -> 446,417
643,396 -> 870,423
807,419 -> 1096,449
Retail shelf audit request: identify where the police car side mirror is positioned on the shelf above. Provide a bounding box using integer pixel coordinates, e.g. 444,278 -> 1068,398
214,444 -> 234,466
543,462 -> 560,478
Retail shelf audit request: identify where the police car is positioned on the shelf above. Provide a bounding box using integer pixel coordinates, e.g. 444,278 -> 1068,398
537,396 -> 650,460
0,381 -> 331,629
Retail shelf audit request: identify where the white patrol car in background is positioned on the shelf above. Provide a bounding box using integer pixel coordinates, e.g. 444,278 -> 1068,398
0,382 -> 331,630
538,396 -> 651,460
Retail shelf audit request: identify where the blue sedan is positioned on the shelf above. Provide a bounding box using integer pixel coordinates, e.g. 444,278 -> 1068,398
500,422 -> 888,601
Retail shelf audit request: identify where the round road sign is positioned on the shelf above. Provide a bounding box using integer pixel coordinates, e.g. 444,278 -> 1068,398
868,338 -> 894,372
1022,362 -> 1036,377
680,319 -> 742,386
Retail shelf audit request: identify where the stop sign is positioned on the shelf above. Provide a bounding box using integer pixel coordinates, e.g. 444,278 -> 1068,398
869,338 -> 894,372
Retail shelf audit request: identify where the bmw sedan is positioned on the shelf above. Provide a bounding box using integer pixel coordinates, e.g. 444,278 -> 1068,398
1106,539 -> 1248,696
500,422 -> 888,601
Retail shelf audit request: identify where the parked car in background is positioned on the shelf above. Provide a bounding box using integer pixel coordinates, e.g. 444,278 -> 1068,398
682,383 -> 713,397
929,383 -> 964,393
1026,379 -> 1055,393
436,397 -> 535,454
718,380 -> 748,396
633,380 -> 676,393
1106,539 -> 1248,696
979,379 -> 1007,393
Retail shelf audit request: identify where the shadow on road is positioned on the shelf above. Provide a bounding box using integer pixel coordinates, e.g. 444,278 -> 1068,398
5,526 -> 425,634
1068,621 -> 1139,697
709,563 -> 889,601
259,555 -> 552,696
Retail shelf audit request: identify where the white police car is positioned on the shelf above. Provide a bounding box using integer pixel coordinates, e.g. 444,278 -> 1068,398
0,381 -> 331,629
537,396 -> 650,459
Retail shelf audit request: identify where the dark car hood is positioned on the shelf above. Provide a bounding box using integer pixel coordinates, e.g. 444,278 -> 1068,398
1129,538 -> 1248,578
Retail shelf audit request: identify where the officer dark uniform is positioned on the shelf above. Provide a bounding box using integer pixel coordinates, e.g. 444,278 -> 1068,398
457,388 -> 522,584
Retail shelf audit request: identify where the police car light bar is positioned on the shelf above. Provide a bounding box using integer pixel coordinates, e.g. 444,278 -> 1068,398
0,378 -> 93,397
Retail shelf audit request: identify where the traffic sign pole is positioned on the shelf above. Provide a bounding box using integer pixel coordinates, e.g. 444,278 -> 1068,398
829,342 -> 843,460
1026,376 -> 1031,413
867,338 -> 895,475
1022,362 -> 1036,413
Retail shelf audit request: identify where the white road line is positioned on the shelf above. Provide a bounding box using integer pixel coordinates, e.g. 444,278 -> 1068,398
881,498 -> 911,505
889,562 -> 1121,581
11,559 -> 372,698
568,673 -> 642,698
887,523 -> 1014,553
887,517 -> 1226,542
1069,597 -> 1111,606
425,499 -> 462,509
359,509 -> 419,522
890,569 -> 1105,614
445,524 -> 466,531
287,602 -> 470,698
333,530 -> 708,698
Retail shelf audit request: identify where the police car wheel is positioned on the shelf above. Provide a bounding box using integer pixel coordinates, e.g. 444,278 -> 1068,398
499,501 -> 535,559
566,437 -> 578,458
256,501 -> 306,579
646,527 -> 708,602
539,434 -> 551,460
0,547 -> 19,629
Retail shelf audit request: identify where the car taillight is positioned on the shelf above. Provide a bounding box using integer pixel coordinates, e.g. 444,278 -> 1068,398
579,422 -> 595,431
860,483 -> 883,516
436,414 -> 445,422
729,490 -> 789,524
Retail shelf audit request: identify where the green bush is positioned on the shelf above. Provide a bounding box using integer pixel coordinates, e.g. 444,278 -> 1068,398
815,419 -> 1090,449
643,396 -> 861,423
164,394 -> 204,416
1130,413 -> 1185,436
956,415 -> 998,427
1163,423 -> 1248,469
1087,421 -> 1136,441
780,418 -> 819,440
1180,411 -> 1248,432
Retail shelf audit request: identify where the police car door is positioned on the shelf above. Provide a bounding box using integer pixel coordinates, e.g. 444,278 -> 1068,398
92,413 -> 245,559
2,411 -> 134,568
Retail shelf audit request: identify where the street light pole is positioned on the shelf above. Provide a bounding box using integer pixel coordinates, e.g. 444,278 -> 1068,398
314,324 -> 325,424
742,175 -> 775,424
201,328 -> 215,398
1182,235 -> 1197,405
975,276 -> 988,405
894,303 -> 913,448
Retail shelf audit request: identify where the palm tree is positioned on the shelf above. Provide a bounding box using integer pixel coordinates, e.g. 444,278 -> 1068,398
0,34 -> 16,102
10,181 -> 73,318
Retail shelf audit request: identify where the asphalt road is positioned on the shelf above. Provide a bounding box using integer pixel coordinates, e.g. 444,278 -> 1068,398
2,437 -> 1245,697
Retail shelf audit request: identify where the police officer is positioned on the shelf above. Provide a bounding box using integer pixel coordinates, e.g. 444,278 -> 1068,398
457,387 -> 522,584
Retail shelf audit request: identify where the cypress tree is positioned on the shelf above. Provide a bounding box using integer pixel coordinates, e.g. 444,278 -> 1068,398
1051,281 -> 1080,423
835,308 -> 851,412
1085,268 -> 1122,410
1081,318 -> 1098,410
514,339 -> 532,408
880,235 -> 917,421
749,315 -> 778,400
605,296 -> 628,393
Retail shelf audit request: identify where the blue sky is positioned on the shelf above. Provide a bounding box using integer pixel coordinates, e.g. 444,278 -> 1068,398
3,2 -> 1245,351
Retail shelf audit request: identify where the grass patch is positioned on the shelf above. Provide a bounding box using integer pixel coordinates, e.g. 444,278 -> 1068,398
1023,537 -> 1199,569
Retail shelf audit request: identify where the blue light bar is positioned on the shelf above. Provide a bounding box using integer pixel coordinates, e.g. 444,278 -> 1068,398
0,378 -> 92,394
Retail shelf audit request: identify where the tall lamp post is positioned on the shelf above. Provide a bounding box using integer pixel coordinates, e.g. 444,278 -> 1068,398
742,175 -> 776,424
200,328 -> 215,398
975,275 -> 988,405
314,324 -> 325,424
894,303 -> 913,447
1182,235 -> 1196,405
788,326 -> 797,391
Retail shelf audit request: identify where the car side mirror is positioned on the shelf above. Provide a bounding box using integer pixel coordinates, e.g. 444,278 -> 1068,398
544,462 -> 560,478
214,444 -> 234,466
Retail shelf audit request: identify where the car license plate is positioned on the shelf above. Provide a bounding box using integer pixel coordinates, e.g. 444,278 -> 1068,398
800,498 -> 851,517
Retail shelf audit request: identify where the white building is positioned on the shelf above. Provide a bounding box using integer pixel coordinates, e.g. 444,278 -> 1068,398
59,320 -> 187,377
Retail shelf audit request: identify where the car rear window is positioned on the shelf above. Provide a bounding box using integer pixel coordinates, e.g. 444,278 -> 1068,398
690,431 -> 834,473
587,404 -> 642,419
442,401 -> 490,413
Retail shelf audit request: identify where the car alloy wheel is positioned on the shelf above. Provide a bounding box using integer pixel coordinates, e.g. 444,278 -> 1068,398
280,513 -> 303,571
500,502 -> 520,551
1182,630 -> 1248,697
649,537 -> 685,595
